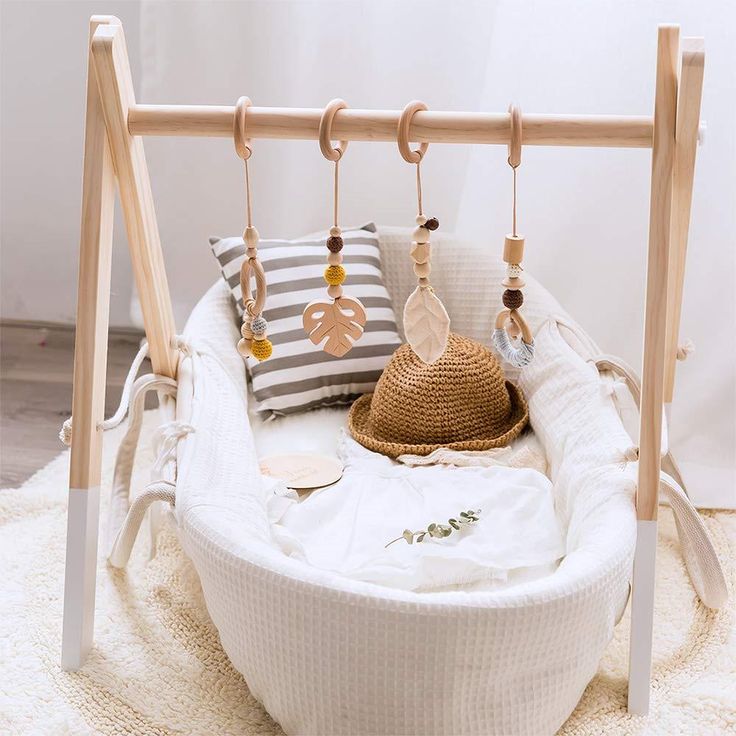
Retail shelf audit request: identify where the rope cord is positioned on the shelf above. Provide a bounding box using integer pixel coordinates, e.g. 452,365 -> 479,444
512,166 -> 518,236
333,159 -> 340,227
59,340 -> 150,446
244,157 -> 253,228
415,161 -> 424,217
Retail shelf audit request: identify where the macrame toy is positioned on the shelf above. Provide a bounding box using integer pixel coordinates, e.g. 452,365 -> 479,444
398,100 -> 450,364
302,99 -> 367,357
234,96 -> 272,362
492,104 -> 535,367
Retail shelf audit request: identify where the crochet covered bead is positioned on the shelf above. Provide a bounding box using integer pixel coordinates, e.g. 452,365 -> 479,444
326,235 -> 344,252
251,338 -> 273,361
424,217 -> 440,231
250,315 -> 268,335
507,264 -> 522,279
324,265 -> 346,286
502,289 -> 524,310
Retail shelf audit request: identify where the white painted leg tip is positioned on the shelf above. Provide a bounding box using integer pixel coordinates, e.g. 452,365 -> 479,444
627,698 -> 650,716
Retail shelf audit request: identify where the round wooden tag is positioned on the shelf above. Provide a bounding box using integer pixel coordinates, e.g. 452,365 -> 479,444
259,453 -> 344,490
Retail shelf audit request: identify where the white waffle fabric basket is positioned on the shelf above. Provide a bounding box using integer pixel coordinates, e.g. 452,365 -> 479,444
158,227 -> 650,736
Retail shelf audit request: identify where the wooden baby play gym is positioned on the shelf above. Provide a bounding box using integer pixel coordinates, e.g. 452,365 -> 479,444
63,14 -> 706,723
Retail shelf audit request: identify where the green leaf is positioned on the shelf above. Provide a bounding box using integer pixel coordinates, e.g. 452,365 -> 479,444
416,533 -> 426,543
403,529 -> 414,544
459,511 -> 470,519
449,519 -> 460,530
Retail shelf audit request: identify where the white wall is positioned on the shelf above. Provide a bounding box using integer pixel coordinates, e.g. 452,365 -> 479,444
1,0 -> 141,326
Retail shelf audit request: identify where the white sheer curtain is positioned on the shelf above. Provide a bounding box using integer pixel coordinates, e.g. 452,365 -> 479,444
137,0 -> 735,507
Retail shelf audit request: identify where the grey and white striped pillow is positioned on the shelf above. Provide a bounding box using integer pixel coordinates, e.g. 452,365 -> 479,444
210,224 -> 402,418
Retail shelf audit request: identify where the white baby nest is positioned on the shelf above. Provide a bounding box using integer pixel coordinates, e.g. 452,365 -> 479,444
166,229 -> 644,735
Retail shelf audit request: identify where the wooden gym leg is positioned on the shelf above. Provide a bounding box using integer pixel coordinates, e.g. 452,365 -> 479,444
663,39 -> 705,403
61,15 -> 119,671
90,22 -> 178,377
627,24 -> 679,715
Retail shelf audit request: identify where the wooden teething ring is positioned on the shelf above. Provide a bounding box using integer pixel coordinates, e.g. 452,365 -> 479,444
495,308 -> 532,345
319,99 -> 349,161
240,257 -> 267,318
233,96 -> 253,161
398,101 -> 429,164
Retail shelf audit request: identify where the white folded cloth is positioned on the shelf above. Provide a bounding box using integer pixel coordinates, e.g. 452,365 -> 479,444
265,430 -> 565,593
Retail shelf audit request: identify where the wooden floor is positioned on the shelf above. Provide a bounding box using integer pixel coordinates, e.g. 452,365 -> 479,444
0,323 -> 147,487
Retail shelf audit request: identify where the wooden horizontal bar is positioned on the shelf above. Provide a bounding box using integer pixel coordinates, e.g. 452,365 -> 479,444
128,104 -> 655,148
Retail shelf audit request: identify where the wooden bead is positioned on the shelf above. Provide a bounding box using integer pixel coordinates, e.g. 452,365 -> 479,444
324,265 -> 346,285
237,337 -> 252,357
415,214 -> 427,226
413,261 -> 431,279
244,226 -> 259,247
329,225 -> 342,237
410,242 -> 430,264
241,322 -> 253,339
327,284 -> 343,299
502,289 -> 524,310
246,247 -> 258,260
417,277 -> 431,287
326,235 -> 344,252
503,234 -> 525,264
412,226 -> 430,244
424,217 -> 439,231
327,251 -> 343,266
502,275 -> 526,289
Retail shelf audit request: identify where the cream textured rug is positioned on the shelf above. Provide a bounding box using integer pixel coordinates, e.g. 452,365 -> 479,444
1,414 -> 734,735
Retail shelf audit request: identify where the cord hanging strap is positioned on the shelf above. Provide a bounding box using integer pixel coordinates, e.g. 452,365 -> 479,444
318,99 -> 350,228
333,159 -> 340,227
234,97 -> 255,228
416,160 -> 423,217
244,158 -> 253,228
507,104 -> 522,236
398,100 -> 429,217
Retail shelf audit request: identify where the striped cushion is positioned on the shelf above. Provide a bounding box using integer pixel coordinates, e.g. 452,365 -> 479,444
210,224 -> 402,418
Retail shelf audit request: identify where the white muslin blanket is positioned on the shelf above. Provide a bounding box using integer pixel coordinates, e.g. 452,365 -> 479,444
265,431 -> 565,593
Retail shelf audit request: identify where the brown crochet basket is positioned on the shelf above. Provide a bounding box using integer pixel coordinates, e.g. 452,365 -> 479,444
348,333 -> 528,458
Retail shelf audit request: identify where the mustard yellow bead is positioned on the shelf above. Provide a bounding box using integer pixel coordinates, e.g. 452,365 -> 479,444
324,265 -> 346,286
251,338 -> 272,361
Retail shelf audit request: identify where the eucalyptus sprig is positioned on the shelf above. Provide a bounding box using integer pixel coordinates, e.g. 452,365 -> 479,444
385,509 -> 481,548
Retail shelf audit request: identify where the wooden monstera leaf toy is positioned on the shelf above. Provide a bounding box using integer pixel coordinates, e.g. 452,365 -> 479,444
303,295 -> 367,358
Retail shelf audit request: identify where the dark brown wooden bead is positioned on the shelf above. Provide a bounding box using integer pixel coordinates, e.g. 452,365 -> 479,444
326,235 -> 344,252
424,217 -> 440,231
502,289 -> 524,310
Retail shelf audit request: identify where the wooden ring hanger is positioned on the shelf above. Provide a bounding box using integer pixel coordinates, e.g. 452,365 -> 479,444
398,101 -> 429,163
508,103 -> 522,168
233,96 -> 253,160
319,99 -> 350,161
240,258 -> 267,318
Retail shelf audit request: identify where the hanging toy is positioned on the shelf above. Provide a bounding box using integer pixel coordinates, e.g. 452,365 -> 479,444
234,96 -> 272,362
398,100 -> 450,364
492,104 -> 534,367
302,99 -> 367,357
